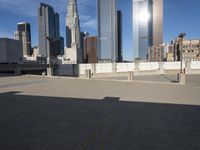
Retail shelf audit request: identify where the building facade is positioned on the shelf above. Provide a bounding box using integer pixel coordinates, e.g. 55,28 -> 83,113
38,3 -> 61,58
32,46 -> 40,58
97,0 -> 118,62
162,43 -> 174,61
149,43 -> 175,62
132,0 -> 163,60
149,39 -> 200,62
182,40 -> 200,61
14,22 -> 32,56
84,36 -> 98,63
0,38 -> 23,64
65,0 -> 82,64
148,45 -> 164,62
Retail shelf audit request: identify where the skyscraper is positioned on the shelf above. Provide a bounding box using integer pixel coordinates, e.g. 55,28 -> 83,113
0,38 -> 23,64
65,0 -> 82,64
60,36 -> 64,55
80,32 -> 89,62
132,0 -> 163,60
38,3 -> 60,58
14,22 -> 32,56
117,11 -> 123,62
153,0 -> 163,46
84,36 -> 98,63
97,0 -> 118,62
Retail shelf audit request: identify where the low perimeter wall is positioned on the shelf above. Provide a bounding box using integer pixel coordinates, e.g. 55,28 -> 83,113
57,61 -> 200,77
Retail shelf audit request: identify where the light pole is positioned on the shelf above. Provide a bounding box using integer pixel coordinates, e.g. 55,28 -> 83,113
178,33 -> 186,73
46,37 -> 54,76
177,33 -> 186,85
46,37 -> 52,64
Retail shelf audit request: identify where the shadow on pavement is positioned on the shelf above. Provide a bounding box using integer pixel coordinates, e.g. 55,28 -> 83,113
0,91 -> 200,150
161,74 -> 178,83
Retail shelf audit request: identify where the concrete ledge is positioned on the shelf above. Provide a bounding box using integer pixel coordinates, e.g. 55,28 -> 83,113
23,74 -> 181,86
128,72 -> 134,81
178,73 -> 186,85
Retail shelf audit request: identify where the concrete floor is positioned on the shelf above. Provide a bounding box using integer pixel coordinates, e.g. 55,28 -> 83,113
0,75 -> 200,150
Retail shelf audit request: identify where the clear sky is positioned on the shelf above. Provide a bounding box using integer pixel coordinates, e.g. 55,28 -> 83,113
0,0 -> 200,60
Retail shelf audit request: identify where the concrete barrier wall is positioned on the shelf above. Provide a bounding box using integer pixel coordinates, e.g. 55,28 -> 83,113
79,64 -> 92,75
95,63 -> 113,73
163,62 -> 185,70
58,64 -> 74,76
116,63 -> 135,72
58,62 -> 200,76
191,61 -> 200,70
139,62 -> 160,71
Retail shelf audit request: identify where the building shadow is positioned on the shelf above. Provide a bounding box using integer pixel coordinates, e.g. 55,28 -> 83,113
0,92 -> 200,150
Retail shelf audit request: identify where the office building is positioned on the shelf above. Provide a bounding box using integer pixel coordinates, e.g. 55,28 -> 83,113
161,43 -> 174,62
117,10 -> 123,62
97,0 -> 118,62
148,39 -> 200,62
132,0 -> 163,60
38,3 -> 61,58
175,39 -> 200,62
84,36 -> 98,63
0,38 -> 23,64
148,45 -> 164,62
80,32 -> 89,62
32,46 -> 40,58
60,37 -> 64,55
54,13 -> 60,39
148,43 -> 175,62
80,32 -> 89,50
65,0 -> 82,64
152,0 -> 163,46
14,22 -> 32,56
182,40 -> 200,61
167,52 -> 174,62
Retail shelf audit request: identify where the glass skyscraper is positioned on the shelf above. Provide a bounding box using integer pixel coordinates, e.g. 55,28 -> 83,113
38,3 -> 60,58
132,0 -> 163,60
117,10 -> 123,62
14,22 -> 32,56
152,0 -> 163,46
97,0 -> 118,62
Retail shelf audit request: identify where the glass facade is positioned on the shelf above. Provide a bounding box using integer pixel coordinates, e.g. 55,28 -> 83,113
132,0 -> 163,60
97,0 -> 118,62
16,22 -> 32,56
38,3 -> 60,57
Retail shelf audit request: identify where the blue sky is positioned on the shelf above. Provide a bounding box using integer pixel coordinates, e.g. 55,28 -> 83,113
0,0 -> 200,60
